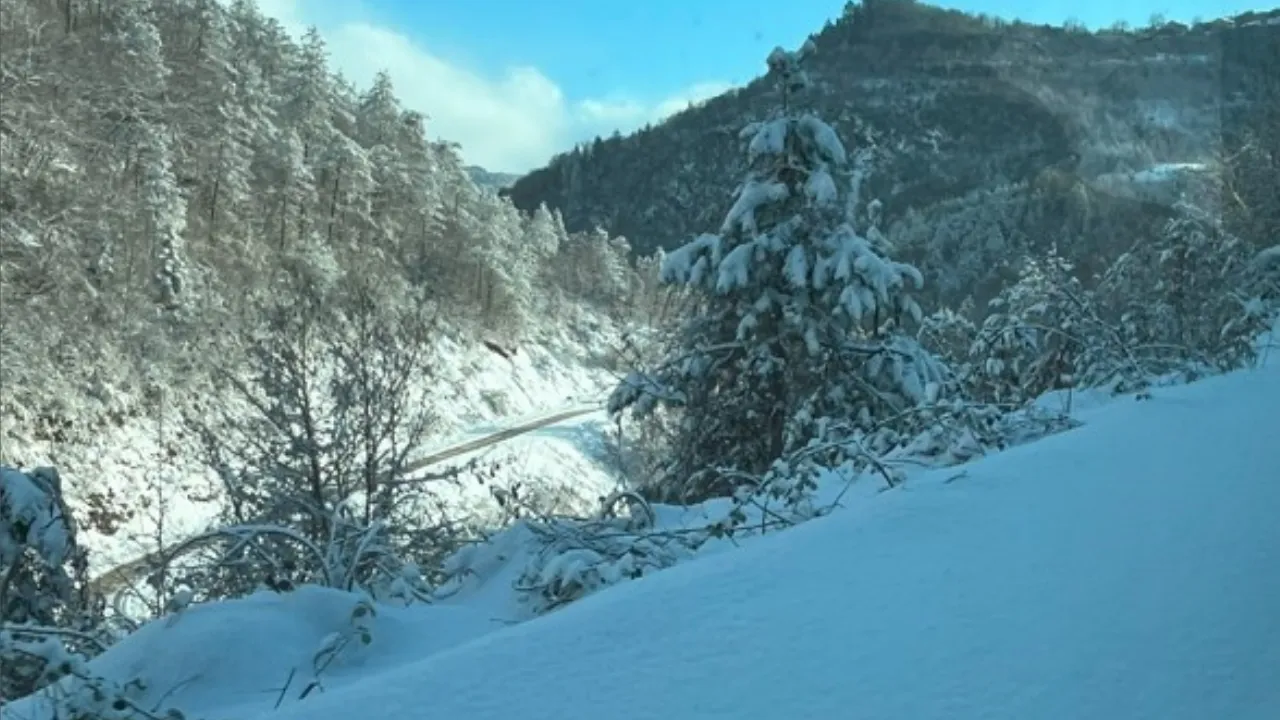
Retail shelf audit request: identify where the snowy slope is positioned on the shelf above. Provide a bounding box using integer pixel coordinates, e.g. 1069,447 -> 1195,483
417,408 -> 620,528
9,360 -> 1279,719
2,323 -> 619,580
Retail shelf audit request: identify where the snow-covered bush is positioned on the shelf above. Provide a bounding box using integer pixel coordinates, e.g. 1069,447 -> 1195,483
300,596 -> 376,700
965,251 -> 1092,404
1253,244 -> 1280,308
960,196 -> 1277,408
179,266 -> 468,605
916,302 -> 980,371
440,491 -> 695,615
0,466 -> 159,716
515,520 -> 696,613
0,466 -> 108,701
1097,201 -> 1276,380
142,502 -> 436,610
610,39 -> 947,505
963,248 -> 1171,403
0,648 -> 194,720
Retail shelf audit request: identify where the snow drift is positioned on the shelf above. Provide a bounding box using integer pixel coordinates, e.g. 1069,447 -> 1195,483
6,360 -> 1280,720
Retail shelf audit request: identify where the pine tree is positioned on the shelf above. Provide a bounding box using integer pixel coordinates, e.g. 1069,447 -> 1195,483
136,125 -> 191,310
160,0 -> 256,250
610,40 -> 944,502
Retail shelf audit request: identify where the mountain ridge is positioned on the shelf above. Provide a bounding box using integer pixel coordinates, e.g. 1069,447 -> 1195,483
465,165 -> 521,190
505,2 -> 1279,271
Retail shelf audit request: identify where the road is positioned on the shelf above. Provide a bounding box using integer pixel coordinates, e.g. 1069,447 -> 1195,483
89,404 -> 604,595
401,406 -> 602,475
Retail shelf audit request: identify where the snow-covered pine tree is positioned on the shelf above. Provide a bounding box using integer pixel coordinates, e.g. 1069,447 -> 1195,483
1099,200 -> 1274,379
609,39 -> 944,503
967,250 -> 1098,404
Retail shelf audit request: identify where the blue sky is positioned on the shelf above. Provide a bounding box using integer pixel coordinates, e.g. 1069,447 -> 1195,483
345,0 -> 1263,104
281,0 -> 1268,171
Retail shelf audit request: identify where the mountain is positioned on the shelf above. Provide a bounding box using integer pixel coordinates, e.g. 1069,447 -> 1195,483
465,165 -> 521,190
505,2 -> 1279,307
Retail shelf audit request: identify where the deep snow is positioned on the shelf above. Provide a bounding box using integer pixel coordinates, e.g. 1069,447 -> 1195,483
6,356 -> 1279,720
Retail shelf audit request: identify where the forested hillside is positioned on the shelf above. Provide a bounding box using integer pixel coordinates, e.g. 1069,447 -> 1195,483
0,0 -> 677,704
0,0 -> 665,453
507,1 -> 1279,310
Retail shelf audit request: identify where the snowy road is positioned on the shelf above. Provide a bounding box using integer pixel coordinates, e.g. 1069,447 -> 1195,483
403,404 -> 603,474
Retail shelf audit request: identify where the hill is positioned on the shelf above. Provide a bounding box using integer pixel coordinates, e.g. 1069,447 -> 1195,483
0,0 -> 668,642
465,165 -> 522,190
505,2 -> 1279,308
3,3 -> 1277,716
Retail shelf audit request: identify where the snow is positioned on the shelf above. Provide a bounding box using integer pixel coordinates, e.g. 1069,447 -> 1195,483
803,167 -> 838,206
716,242 -> 754,292
745,118 -> 787,159
9,353 -> 1279,720
1090,162 -> 1211,205
0,467 -> 72,567
1240,15 -> 1280,27
721,179 -> 788,235
800,114 -> 847,165
1131,162 -> 1208,184
1,320 -> 618,582
784,244 -> 809,288
424,409 -> 621,527
3,586 -> 507,720
661,233 -> 720,285
1254,244 -> 1280,269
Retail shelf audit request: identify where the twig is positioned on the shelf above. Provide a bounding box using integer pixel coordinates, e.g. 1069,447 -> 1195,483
274,668 -> 297,709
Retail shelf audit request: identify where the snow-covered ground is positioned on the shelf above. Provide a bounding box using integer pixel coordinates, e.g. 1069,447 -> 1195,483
1090,161 -> 1211,205
2,321 -> 621,579
425,408 -> 620,527
8,336 -> 1278,719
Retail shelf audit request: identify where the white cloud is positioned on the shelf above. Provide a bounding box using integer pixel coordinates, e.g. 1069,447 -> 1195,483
574,80 -> 734,130
246,0 -> 732,173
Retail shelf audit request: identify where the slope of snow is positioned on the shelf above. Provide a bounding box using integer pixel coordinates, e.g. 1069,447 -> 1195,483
1,320 -> 619,579
428,409 -> 620,527
9,356 -> 1278,720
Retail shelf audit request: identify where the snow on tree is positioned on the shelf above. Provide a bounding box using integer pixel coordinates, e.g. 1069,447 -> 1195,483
1098,200 -> 1276,379
136,125 -> 192,310
1,467 -> 75,601
0,0 -> 661,597
610,39 -> 946,503
962,249 -> 1152,404
0,466 -> 106,702
101,0 -> 169,105
284,27 -> 336,159
969,198 -> 1280,409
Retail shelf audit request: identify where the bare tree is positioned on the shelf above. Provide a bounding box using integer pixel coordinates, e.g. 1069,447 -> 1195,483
186,259 -> 457,599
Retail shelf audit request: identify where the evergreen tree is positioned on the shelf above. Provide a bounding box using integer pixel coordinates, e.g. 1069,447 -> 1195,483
610,40 -> 944,502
